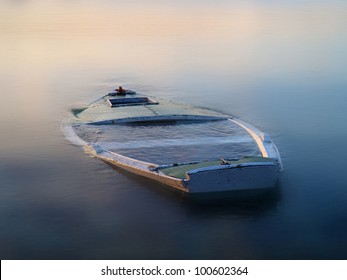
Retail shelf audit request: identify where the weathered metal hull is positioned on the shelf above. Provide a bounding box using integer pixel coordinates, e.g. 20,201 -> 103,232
83,143 -> 280,194
63,91 -> 283,195
186,164 -> 279,193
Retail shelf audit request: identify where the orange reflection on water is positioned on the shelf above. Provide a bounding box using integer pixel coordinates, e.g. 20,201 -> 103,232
0,3 -> 346,122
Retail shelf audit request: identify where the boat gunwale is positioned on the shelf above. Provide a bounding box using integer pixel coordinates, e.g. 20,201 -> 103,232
82,114 -> 228,125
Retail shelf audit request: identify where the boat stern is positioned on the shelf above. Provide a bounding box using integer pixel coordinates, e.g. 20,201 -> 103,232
185,162 -> 280,193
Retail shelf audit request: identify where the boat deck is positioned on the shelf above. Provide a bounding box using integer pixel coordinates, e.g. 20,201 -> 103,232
73,94 -> 227,124
158,157 -> 276,179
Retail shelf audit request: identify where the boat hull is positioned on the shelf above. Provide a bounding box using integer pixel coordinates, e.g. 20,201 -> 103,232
63,91 -> 283,195
186,164 -> 279,193
85,143 -> 280,194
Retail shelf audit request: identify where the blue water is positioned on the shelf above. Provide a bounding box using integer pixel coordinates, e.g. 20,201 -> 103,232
1,1 -> 347,259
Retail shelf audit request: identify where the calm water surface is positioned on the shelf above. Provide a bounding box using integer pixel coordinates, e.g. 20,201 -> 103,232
1,1 -> 347,259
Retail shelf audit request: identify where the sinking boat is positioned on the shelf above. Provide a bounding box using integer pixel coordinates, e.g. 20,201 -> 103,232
63,89 -> 283,194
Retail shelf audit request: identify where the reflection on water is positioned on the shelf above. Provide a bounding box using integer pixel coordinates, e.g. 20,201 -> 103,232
1,1 -> 347,259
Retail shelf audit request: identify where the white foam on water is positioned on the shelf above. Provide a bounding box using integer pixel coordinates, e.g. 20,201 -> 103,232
61,124 -> 89,146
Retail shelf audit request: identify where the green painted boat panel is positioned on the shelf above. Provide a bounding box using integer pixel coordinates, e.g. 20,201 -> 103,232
159,157 -> 276,179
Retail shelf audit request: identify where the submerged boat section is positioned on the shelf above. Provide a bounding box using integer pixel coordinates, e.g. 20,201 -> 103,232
63,89 -> 283,194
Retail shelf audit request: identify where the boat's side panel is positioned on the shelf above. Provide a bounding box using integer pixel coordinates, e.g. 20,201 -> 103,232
64,127 -> 188,192
186,164 -> 279,193
95,153 -> 188,192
